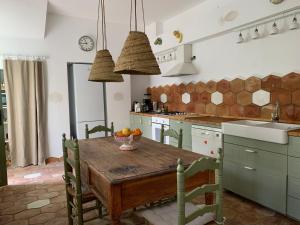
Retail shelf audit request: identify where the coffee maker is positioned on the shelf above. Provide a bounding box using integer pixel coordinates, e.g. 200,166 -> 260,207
142,94 -> 152,112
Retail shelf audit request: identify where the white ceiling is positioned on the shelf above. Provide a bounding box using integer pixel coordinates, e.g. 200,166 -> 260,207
48,0 -> 207,24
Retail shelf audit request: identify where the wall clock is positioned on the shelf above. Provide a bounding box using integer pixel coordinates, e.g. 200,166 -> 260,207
78,36 -> 94,52
270,0 -> 284,4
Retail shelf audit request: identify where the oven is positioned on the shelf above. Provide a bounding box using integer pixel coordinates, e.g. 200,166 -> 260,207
151,117 -> 170,144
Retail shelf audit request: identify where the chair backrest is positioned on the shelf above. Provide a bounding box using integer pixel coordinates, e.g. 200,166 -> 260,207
62,134 -> 83,205
177,148 -> 224,225
85,122 -> 114,139
160,124 -> 183,149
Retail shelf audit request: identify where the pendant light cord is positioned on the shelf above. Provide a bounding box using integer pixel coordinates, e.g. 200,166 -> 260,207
96,0 -> 107,51
95,0 -> 101,51
101,0 -> 107,49
130,0 -> 132,31
129,0 -> 145,33
141,0 -> 145,33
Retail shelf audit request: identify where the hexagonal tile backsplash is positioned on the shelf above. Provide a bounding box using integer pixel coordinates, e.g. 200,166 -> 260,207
211,92 -> 223,105
147,73 -> 300,120
253,90 -> 270,106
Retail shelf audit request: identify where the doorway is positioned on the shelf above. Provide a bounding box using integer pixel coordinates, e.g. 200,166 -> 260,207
0,69 -> 7,186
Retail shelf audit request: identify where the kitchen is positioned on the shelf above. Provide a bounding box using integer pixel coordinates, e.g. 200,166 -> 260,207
0,0 -> 300,225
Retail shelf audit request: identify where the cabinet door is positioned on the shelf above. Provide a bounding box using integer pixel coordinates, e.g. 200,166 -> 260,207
251,168 -> 287,214
288,137 -> 300,158
224,160 -> 243,194
287,197 -> 300,221
130,115 -> 135,129
224,142 -> 287,214
142,116 -> 152,139
170,120 -> 192,150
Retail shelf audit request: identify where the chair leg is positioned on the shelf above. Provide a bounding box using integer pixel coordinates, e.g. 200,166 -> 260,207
96,200 -> 103,218
66,192 -> 74,225
77,196 -> 84,225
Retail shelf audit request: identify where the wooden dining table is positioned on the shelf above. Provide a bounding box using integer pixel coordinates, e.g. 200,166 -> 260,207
79,137 -> 214,225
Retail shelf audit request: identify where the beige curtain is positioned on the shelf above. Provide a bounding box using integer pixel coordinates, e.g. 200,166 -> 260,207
4,60 -> 46,167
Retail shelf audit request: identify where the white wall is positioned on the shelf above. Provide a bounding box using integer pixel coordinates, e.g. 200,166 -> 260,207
131,0 -> 300,95
0,0 -> 47,39
0,13 -> 131,157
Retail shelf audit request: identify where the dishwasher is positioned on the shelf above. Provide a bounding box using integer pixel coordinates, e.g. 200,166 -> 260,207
191,125 -> 223,158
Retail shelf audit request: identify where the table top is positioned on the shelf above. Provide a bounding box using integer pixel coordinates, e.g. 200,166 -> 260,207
79,137 -> 203,184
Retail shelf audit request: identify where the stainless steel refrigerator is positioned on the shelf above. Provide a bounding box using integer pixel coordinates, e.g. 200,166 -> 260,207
68,63 -> 107,139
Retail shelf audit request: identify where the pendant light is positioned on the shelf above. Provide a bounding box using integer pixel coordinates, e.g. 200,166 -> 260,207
89,0 -> 124,82
114,0 -> 161,75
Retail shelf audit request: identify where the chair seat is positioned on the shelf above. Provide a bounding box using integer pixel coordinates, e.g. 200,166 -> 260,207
67,185 -> 96,203
137,201 -> 215,225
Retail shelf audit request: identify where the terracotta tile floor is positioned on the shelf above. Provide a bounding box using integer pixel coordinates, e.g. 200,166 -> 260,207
0,162 -> 299,225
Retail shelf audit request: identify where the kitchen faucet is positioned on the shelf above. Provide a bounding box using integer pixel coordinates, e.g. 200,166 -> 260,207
271,100 -> 280,122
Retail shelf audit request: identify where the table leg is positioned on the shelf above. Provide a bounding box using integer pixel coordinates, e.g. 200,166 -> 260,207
109,185 -> 122,225
111,216 -> 121,225
205,170 -> 215,205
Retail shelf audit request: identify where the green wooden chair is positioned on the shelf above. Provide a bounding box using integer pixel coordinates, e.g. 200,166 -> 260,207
62,134 -> 104,225
85,122 -> 114,139
160,124 -> 183,149
138,148 -> 224,225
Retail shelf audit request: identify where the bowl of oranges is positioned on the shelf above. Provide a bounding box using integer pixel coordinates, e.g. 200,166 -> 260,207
114,128 -> 143,151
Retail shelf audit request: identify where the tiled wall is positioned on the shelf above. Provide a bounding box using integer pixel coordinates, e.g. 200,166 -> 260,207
147,72 -> 300,121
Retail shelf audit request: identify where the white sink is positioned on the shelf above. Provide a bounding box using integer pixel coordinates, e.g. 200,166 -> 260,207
222,120 -> 300,144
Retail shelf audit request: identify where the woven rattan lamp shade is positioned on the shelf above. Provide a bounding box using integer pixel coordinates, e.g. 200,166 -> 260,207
89,49 -> 124,82
114,31 -> 161,75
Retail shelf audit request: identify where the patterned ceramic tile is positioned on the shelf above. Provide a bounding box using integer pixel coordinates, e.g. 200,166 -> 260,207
292,90 -> 300,106
282,72 -> 300,91
160,93 -> 168,103
199,91 -> 211,104
237,91 -> 252,106
217,79 -> 230,93
216,104 -> 230,116
223,92 -> 236,106
195,103 -> 206,114
148,72 -> 300,121
261,75 -> 281,91
252,90 -> 270,106
281,104 -> 295,121
181,92 -> 191,104
261,104 -> 274,119
186,103 -> 195,112
245,76 -> 261,92
244,105 -> 261,117
177,83 -> 187,94
206,81 -> 217,93
206,103 -> 217,115
230,78 -> 245,93
271,88 -> 292,105
195,81 -> 206,93
230,104 -> 245,117
186,82 -> 195,93
211,92 -> 224,105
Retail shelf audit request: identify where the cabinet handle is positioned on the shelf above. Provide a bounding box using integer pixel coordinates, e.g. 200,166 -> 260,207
244,166 -> 256,171
245,149 -> 257,153
140,119 -> 142,124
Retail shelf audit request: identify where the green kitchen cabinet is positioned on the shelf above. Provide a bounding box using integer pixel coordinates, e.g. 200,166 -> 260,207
288,136 -> 300,158
130,114 -> 152,139
169,120 -> 192,150
224,135 -> 287,214
141,116 -> 152,139
287,136 -> 300,221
